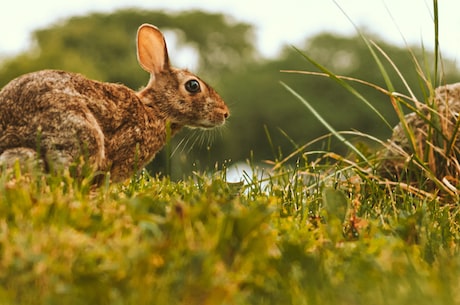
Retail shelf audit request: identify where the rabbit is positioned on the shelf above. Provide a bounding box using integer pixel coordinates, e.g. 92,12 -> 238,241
378,82 -> 460,179
0,24 -> 230,181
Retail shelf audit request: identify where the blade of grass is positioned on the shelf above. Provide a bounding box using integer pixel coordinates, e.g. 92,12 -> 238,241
281,69 -> 433,153
292,46 -> 392,130
331,2 -> 431,165
331,0 -> 436,150
389,94 -> 418,156
280,81 -> 369,163
382,0 -> 434,93
368,40 -> 440,160
277,127 -> 300,151
433,0 -> 439,86
264,125 -> 278,162
281,70 -> 434,119
332,0 -> 396,93
445,110 -> 460,158
272,132 -> 337,170
370,41 -> 417,100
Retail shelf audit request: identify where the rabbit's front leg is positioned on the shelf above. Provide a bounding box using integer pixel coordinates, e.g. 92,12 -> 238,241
35,105 -> 107,175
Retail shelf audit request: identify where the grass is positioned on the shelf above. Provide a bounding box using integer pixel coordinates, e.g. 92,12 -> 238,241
2,1 -> 460,304
0,154 -> 460,304
283,0 -> 460,195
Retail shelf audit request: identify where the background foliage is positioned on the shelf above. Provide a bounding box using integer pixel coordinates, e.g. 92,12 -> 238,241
0,9 -> 459,177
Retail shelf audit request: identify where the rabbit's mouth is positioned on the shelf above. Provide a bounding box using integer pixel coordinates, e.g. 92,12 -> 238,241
190,118 -> 226,129
191,122 -> 222,129
191,112 -> 229,129
186,105 -> 229,129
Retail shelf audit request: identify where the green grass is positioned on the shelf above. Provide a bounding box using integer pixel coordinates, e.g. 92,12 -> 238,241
0,158 -> 460,305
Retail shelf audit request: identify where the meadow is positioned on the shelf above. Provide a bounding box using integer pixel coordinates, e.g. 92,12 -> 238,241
2,1 -> 460,304
1,154 -> 459,305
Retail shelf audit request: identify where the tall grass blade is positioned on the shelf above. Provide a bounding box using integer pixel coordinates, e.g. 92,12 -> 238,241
370,41 -> 417,100
332,0 -> 395,93
433,0 -> 439,86
264,125 -> 278,162
292,46 -> 392,130
280,81 -> 368,163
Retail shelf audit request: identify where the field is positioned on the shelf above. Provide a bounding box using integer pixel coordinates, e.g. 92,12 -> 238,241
2,2 -> 460,304
0,155 -> 459,304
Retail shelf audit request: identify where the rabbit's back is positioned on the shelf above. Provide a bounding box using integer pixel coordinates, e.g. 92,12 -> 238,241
0,70 -> 166,179
1,70 -> 138,131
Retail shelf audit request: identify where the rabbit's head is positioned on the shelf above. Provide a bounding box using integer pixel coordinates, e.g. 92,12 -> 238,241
136,24 -> 229,130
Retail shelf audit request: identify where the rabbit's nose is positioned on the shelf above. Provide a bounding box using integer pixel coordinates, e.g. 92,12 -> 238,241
222,105 -> 230,119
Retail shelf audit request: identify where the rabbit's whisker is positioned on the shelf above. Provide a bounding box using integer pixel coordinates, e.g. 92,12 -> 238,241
170,136 -> 188,157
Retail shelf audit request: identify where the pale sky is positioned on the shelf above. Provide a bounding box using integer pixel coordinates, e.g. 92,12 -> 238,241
0,0 -> 459,64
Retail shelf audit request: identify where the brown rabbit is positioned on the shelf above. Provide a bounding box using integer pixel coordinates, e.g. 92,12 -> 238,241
378,82 -> 460,180
0,24 -> 229,181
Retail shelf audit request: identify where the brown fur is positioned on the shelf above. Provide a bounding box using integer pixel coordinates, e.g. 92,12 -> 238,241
378,82 -> 460,178
0,24 -> 229,181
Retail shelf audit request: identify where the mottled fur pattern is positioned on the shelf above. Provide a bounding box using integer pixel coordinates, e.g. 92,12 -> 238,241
379,83 -> 460,177
0,24 -> 229,181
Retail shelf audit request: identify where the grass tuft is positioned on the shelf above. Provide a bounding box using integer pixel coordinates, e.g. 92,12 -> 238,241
1,158 -> 460,304
281,0 -> 460,200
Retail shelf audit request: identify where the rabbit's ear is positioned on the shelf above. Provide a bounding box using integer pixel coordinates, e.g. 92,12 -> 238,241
137,24 -> 170,74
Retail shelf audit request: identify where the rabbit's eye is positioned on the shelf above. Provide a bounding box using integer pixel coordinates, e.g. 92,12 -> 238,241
185,79 -> 201,93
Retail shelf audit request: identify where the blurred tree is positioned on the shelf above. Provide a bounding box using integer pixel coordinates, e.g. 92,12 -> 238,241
0,9 -> 256,88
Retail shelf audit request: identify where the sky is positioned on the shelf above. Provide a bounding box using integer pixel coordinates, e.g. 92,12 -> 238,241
0,0 -> 459,64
